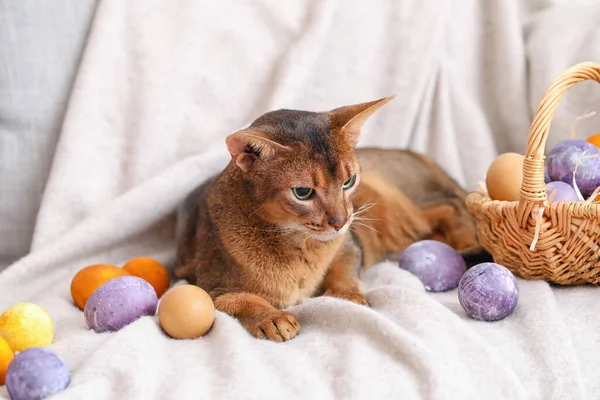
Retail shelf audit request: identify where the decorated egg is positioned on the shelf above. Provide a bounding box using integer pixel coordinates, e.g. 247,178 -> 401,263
123,257 -> 170,298
546,181 -> 579,202
485,152 -> 524,201
586,133 -> 600,149
398,240 -> 467,292
458,262 -> 519,321
6,348 -> 70,400
70,264 -> 131,310
0,303 -> 54,352
546,139 -> 600,198
0,335 -> 14,385
84,276 -> 158,333
158,285 -> 215,339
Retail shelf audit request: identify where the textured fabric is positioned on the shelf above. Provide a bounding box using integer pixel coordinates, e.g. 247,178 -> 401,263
1,0 -> 600,399
0,0 -> 97,269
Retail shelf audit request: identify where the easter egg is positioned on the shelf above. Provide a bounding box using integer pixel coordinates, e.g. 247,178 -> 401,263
0,336 -> 14,385
6,348 -> 70,400
398,240 -> 467,292
586,133 -> 600,149
70,264 -> 131,310
546,139 -> 600,198
84,276 -> 158,333
0,303 -> 54,352
546,181 -> 579,202
158,285 -> 215,339
485,152 -> 524,201
123,257 -> 170,298
458,262 -> 519,321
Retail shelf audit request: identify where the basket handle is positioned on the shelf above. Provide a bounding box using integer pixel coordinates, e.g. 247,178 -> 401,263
519,61 -> 600,209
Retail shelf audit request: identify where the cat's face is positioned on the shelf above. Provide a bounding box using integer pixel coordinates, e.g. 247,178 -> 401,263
256,133 -> 360,241
226,97 -> 394,242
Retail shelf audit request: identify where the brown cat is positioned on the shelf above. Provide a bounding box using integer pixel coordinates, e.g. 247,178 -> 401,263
174,96 -> 481,342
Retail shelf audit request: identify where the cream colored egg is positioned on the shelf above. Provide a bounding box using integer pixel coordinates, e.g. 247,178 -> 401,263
158,285 -> 215,339
485,152 -> 524,201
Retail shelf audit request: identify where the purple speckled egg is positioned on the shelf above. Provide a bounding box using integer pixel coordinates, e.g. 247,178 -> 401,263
546,139 -> 600,197
458,263 -> 519,321
84,276 -> 158,333
6,347 -> 70,400
546,181 -> 580,202
399,240 -> 467,292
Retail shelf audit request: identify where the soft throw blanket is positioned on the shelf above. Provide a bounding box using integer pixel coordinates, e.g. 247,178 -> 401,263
2,0 -> 600,399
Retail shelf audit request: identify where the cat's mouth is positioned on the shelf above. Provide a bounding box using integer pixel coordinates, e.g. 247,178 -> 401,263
304,221 -> 351,242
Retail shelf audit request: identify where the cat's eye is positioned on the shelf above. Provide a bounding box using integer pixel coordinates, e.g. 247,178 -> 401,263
292,187 -> 314,200
343,174 -> 357,190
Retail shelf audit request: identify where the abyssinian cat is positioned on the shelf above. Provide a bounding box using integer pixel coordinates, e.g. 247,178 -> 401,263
175,96 -> 481,342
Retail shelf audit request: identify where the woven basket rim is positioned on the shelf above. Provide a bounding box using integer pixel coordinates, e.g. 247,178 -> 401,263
516,61 -> 600,210
467,189 -> 600,210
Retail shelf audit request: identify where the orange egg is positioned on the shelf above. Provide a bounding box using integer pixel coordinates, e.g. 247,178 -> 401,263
70,264 -> 131,310
586,133 -> 600,149
123,257 -> 170,298
0,335 -> 13,385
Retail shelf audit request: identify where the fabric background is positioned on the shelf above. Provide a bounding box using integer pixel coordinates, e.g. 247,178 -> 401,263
1,1 -> 600,399
0,0 -> 97,269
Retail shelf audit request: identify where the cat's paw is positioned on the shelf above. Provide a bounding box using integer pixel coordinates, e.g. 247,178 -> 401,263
244,311 -> 300,342
324,289 -> 370,307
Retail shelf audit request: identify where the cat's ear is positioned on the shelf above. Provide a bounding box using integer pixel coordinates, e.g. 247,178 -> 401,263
225,129 -> 289,172
329,95 -> 396,146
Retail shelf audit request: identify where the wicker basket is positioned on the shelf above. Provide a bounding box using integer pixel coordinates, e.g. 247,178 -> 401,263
466,61 -> 600,285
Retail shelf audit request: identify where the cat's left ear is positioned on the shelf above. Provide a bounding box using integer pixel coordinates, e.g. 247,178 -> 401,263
225,129 -> 289,172
329,95 -> 396,146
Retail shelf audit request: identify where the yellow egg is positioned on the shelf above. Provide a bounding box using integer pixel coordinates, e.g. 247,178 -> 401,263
0,303 -> 54,352
485,152 -> 524,201
0,335 -> 13,385
158,285 -> 215,339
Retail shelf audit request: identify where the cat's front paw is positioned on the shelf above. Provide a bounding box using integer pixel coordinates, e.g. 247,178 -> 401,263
243,311 -> 300,342
324,289 -> 370,307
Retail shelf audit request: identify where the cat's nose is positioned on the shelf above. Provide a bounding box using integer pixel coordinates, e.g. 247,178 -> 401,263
328,216 -> 348,231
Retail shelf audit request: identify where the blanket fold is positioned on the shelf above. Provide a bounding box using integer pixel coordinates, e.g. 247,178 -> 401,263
2,1 -> 600,399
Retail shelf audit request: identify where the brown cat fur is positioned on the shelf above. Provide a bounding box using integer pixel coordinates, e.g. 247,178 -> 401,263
174,96 -> 481,342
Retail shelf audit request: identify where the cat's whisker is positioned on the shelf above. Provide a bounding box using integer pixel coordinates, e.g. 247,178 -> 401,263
353,202 -> 379,217
272,230 -> 301,240
356,201 -> 378,212
247,223 -> 303,234
249,204 -> 267,218
352,221 -> 382,235
352,216 -> 382,221
299,231 -> 311,245
271,226 -> 307,240
354,203 -> 371,212
253,227 -> 286,233
247,226 -> 295,234
281,229 -> 309,246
